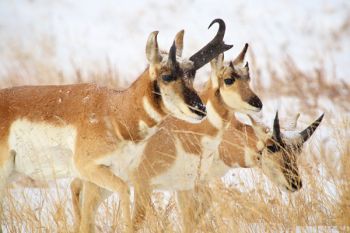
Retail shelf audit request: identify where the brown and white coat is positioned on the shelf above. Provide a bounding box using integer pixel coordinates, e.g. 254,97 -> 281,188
0,19 -> 234,233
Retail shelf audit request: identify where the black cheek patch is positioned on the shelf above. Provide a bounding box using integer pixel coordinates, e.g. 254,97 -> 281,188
152,81 -> 162,101
182,85 -> 206,117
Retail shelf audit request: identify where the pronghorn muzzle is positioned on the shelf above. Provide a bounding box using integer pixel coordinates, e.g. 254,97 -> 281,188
248,95 -> 263,110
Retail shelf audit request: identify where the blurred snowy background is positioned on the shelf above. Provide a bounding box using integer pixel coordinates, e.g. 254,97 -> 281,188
0,0 -> 349,82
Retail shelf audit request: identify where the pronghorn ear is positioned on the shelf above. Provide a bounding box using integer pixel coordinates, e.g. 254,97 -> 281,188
210,53 -> 224,73
146,31 -> 161,65
299,113 -> 324,143
233,43 -> 249,67
174,30 -> 184,57
210,53 -> 224,88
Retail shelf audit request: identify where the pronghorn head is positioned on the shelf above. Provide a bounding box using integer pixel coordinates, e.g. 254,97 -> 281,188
209,44 -> 263,113
146,19 -> 232,123
253,112 -> 324,192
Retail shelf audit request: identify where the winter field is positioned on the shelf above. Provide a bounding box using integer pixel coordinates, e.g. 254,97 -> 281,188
0,0 -> 349,232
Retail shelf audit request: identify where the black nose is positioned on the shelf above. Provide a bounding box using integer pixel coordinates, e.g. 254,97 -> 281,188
248,95 -> 263,110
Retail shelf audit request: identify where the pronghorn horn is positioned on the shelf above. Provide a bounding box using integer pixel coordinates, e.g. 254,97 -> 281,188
189,18 -> 233,71
146,31 -> 161,64
167,41 -> 177,68
272,111 -> 283,144
233,43 -> 249,66
175,30 -> 184,57
299,113 -> 324,143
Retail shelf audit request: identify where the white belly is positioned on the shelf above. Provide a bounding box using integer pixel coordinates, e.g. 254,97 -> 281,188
150,136 -> 221,190
9,119 -> 77,180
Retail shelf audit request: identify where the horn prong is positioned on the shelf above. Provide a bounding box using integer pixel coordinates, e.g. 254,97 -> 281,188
300,113 -> 324,143
273,111 -> 283,144
189,18 -> 233,71
167,41 -> 177,68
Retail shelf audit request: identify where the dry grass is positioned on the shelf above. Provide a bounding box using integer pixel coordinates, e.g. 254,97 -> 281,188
0,48 -> 349,233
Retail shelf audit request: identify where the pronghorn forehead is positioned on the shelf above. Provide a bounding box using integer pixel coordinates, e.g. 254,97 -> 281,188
218,64 -> 249,81
159,51 -> 194,71
281,130 -> 304,148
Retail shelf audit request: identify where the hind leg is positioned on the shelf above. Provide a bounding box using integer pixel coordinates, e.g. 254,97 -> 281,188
70,179 -> 83,232
0,150 -> 15,233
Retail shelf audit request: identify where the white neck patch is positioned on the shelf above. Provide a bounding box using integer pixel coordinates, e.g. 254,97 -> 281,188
143,96 -> 163,123
206,101 -> 223,130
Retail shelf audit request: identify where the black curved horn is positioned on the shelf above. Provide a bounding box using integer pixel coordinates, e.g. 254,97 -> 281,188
168,41 -> 177,68
272,111 -> 283,144
189,18 -> 233,71
300,113 -> 324,143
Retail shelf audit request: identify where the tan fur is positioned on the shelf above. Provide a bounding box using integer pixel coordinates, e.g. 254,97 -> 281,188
218,116 -> 260,167
0,32 -> 208,233
135,87 -> 231,180
0,71 -> 166,233
70,46 -> 263,232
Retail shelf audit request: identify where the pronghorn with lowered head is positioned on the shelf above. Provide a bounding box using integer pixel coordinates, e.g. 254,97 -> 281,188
176,111 -> 324,232
0,19 -> 233,233
71,42 -> 263,231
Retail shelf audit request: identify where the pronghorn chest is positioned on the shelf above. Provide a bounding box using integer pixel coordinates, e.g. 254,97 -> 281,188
95,140 -> 147,183
206,153 -> 235,179
9,119 -> 78,180
150,135 -> 222,190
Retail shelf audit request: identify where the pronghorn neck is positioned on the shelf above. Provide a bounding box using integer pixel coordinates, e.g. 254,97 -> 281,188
218,116 -> 262,169
202,86 -> 232,131
108,69 -> 167,141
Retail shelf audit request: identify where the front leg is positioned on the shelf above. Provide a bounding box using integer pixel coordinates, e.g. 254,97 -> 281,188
132,181 -> 153,232
70,178 -> 83,232
78,181 -> 104,233
71,178 -> 113,233
74,155 -> 132,233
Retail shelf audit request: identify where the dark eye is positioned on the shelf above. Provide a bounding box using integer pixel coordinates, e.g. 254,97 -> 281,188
224,78 -> 234,85
267,144 -> 280,153
162,75 -> 174,82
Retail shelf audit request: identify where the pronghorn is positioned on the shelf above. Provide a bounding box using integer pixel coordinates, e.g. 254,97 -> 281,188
71,43 -> 263,231
176,112 -> 324,232
0,19 -> 233,233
